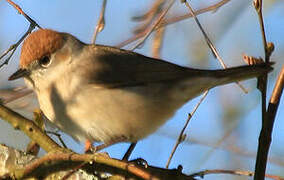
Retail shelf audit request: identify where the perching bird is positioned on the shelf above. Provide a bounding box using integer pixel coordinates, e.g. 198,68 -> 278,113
9,29 -> 273,150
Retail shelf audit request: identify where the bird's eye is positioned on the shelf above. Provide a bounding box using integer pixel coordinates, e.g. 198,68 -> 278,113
39,55 -> 51,67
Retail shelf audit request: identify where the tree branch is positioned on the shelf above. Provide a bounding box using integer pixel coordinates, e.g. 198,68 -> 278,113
253,0 -> 275,179
0,103 -> 63,153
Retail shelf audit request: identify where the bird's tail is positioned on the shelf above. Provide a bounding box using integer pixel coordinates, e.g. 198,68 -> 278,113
210,62 -> 273,87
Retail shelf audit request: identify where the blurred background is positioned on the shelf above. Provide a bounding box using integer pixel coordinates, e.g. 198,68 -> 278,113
0,0 -> 283,179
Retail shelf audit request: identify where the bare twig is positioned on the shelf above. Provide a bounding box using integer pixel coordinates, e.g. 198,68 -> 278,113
166,91 -> 208,168
254,65 -> 283,180
4,151 -> 196,180
1,88 -> 33,104
189,169 -> 284,180
194,118 -> 240,170
117,0 -> 230,48
181,0 -> 247,93
130,0 -> 174,51
11,153 -> 156,179
6,0 -> 41,28
159,128 -> 284,167
92,0 -> 107,44
243,54 -> 265,65
1,0 -> 41,68
132,0 -> 164,22
132,0 -> 165,35
0,24 -> 35,69
160,0 -> 230,28
45,131 -> 68,148
166,0 -> 245,167
122,142 -> 137,161
253,0 -> 275,179
26,110 -> 45,156
0,103 -> 64,153
269,66 -> 284,105
152,26 -> 165,58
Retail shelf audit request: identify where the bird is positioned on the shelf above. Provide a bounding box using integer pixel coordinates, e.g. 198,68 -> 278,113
8,29 -> 273,151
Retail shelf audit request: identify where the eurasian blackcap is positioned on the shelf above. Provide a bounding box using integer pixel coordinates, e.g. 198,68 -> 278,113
8,29 -> 272,149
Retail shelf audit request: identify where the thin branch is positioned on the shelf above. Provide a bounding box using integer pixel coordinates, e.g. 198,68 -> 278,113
122,142 -> 137,161
26,110 -> 45,156
269,66 -> 284,105
1,88 -> 33,104
189,169 -> 284,180
160,0 -> 230,28
253,0 -> 275,179
1,0 -> 41,68
5,152 -> 195,180
45,131 -> 68,148
0,104 -> 64,153
166,0 -> 246,167
130,0 -> 174,51
152,26 -> 165,58
166,91 -> 208,168
116,0 -> 230,48
181,0 -> 247,93
158,125 -> 284,168
194,118 -> 241,170
6,0 -> 41,28
0,25 -> 35,69
132,0 -> 165,35
254,65 -> 283,180
91,0 -> 107,44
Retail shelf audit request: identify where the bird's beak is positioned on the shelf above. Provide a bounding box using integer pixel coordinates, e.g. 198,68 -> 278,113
8,68 -> 30,81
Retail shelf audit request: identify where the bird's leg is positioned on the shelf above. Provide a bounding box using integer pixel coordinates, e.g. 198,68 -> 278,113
122,142 -> 137,161
84,139 -> 94,153
85,136 -> 128,153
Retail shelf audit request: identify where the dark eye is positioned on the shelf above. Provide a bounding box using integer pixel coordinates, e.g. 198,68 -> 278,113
39,56 -> 51,67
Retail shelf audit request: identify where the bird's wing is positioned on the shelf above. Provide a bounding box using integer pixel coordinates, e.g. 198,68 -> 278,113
84,45 -> 203,88
80,45 -> 272,88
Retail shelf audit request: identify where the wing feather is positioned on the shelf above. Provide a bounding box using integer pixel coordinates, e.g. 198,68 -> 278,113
85,45 -> 204,88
